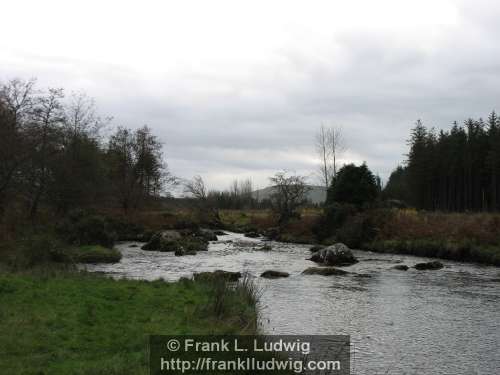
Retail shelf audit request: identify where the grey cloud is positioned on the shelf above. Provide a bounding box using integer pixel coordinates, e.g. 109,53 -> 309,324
3,1 -> 500,190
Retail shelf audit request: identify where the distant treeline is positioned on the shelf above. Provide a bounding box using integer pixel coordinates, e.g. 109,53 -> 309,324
385,112 -> 500,211
0,79 -> 170,220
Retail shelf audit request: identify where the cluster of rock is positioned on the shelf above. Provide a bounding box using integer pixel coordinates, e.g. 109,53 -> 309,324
141,228 -> 222,256
308,243 -> 358,267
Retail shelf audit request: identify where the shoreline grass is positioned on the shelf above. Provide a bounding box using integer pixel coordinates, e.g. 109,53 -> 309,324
365,239 -> 500,266
0,269 -> 258,375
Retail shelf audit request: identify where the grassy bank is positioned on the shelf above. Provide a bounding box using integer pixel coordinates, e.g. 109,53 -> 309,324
366,239 -> 500,265
0,269 -> 258,375
219,207 -> 500,265
65,245 -> 122,263
364,209 -> 500,265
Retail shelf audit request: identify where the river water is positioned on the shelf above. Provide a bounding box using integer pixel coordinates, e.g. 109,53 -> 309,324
82,232 -> 500,374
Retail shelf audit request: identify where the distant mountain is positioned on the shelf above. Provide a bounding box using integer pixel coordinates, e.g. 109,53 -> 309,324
252,185 -> 327,204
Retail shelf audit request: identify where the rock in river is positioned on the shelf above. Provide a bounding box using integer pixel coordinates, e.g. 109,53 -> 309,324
141,232 -> 182,252
141,229 -> 209,252
393,265 -> 409,271
309,243 -> 358,266
309,245 -> 326,252
193,270 -> 242,282
199,228 -> 217,241
414,261 -> 444,270
261,270 -> 290,279
244,231 -> 260,238
302,267 -> 350,276
174,249 -> 197,256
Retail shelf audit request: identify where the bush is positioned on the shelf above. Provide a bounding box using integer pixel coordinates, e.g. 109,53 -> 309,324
67,245 -> 122,263
4,233 -> 65,269
314,203 -> 357,240
327,163 -> 379,207
57,210 -> 116,248
335,213 -> 376,248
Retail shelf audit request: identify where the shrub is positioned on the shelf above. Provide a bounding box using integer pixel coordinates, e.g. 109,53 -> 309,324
67,245 -> 122,263
57,209 -> 116,248
4,233 -> 65,269
335,213 -> 376,248
327,163 -> 379,207
314,203 -> 357,240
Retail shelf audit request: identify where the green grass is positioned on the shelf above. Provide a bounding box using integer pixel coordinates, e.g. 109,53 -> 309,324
0,270 -> 258,375
65,245 -> 122,263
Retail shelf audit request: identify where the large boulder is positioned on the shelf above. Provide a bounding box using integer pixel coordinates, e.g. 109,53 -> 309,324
309,245 -> 326,253
141,230 -> 209,252
309,243 -> 358,266
141,232 -> 182,252
199,229 -> 217,241
160,230 -> 183,241
414,261 -> 444,270
302,267 -> 350,276
182,236 -> 209,251
261,270 -> 289,279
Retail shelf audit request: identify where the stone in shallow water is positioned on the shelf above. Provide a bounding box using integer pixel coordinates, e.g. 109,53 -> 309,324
261,270 -> 289,279
302,267 -> 350,276
174,249 -> 197,256
309,244 -> 326,252
414,261 -> 444,270
309,243 -> 358,266
244,231 -> 260,238
393,265 -> 409,271
193,270 -> 242,282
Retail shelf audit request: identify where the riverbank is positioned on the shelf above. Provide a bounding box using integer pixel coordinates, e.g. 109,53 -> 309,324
0,267 -> 258,375
215,208 -> 500,266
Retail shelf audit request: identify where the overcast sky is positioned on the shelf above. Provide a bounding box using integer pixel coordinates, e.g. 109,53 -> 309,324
2,0 -> 500,191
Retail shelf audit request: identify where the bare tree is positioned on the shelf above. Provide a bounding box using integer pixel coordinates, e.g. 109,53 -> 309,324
229,179 -> 239,198
28,87 -> 65,219
184,175 -> 222,226
239,178 -> 253,206
328,126 -> 346,178
315,125 -> 346,187
1,78 -> 37,125
184,175 -> 207,200
108,126 -> 171,213
64,91 -> 111,141
315,124 -> 330,189
0,79 -> 37,215
269,171 -> 310,224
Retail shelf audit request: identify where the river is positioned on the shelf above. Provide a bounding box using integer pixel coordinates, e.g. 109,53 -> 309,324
82,232 -> 500,374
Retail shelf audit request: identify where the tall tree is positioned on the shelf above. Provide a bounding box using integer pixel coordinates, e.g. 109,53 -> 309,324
315,125 -> 346,188
327,163 -> 378,207
0,79 -> 37,216
26,88 -> 65,219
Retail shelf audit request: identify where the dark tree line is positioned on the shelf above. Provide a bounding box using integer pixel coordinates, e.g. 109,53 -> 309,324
0,78 -> 171,220
385,113 -> 500,211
